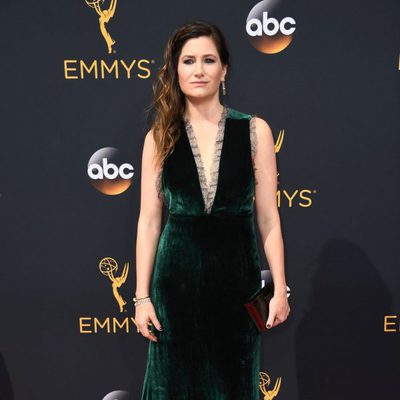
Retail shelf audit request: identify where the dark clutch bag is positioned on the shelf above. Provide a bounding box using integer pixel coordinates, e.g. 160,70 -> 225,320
244,281 -> 275,332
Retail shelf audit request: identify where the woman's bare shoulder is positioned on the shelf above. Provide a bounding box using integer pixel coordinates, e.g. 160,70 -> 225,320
249,115 -> 273,158
253,116 -> 272,135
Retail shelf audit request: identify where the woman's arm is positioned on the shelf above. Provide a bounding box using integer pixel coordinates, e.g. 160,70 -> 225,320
253,117 -> 287,295
135,129 -> 164,298
253,116 -> 290,328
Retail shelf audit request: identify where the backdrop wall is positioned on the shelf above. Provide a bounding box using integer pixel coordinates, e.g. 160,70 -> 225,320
1,0 -> 399,399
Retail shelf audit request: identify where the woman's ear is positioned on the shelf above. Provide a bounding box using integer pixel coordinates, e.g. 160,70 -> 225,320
222,64 -> 228,80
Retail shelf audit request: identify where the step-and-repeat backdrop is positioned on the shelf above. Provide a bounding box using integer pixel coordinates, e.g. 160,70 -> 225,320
1,0 -> 399,399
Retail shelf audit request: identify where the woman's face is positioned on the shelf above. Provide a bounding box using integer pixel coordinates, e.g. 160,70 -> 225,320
177,35 -> 227,102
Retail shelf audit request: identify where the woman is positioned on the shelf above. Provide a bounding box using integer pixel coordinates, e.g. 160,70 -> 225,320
135,19 -> 290,399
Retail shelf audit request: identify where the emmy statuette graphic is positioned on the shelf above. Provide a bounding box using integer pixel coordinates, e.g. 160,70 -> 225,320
259,371 -> 282,399
85,0 -> 118,53
274,129 -> 284,154
99,257 -> 128,312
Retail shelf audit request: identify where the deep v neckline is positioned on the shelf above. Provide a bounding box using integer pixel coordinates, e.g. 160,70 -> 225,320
183,105 -> 229,214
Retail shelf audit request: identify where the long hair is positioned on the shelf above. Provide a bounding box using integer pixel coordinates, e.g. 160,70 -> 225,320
146,20 -> 231,168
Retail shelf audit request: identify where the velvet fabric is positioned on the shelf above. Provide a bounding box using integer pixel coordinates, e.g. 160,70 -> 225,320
141,107 -> 262,399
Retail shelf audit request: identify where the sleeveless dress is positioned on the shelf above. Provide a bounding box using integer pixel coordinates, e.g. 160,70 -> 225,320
140,105 -> 261,400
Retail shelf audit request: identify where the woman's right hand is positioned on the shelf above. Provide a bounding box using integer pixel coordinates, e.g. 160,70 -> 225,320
134,301 -> 163,342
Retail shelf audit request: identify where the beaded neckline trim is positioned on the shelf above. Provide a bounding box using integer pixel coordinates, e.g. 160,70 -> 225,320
183,105 -> 229,214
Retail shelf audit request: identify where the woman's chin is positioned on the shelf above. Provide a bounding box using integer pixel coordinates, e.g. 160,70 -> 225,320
185,91 -> 217,101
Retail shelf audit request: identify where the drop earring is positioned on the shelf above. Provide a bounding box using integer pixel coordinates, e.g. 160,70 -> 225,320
221,80 -> 226,96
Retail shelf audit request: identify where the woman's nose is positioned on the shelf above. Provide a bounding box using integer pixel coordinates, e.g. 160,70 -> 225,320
194,62 -> 204,75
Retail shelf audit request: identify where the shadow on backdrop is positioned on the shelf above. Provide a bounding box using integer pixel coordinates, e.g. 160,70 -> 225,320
0,353 -> 14,400
296,239 -> 400,399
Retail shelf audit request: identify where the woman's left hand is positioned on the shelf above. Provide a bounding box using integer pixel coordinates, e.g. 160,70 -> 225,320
266,293 -> 290,329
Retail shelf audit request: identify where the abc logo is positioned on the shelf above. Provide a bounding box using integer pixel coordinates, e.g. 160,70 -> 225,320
88,147 -> 134,195
246,12 -> 296,37
102,391 -> 130,400
246,0 -> 296,54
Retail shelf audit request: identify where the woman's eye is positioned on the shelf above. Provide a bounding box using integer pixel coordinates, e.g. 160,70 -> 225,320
183,58 -> 215,64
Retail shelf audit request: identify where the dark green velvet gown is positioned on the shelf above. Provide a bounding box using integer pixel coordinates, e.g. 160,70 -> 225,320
141,105 -> 262,399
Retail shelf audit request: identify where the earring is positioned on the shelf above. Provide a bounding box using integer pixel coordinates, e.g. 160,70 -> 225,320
221,80 -> 226,96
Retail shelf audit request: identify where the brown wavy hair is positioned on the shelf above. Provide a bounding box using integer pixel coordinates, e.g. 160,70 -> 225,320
145,19 -> 231,168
